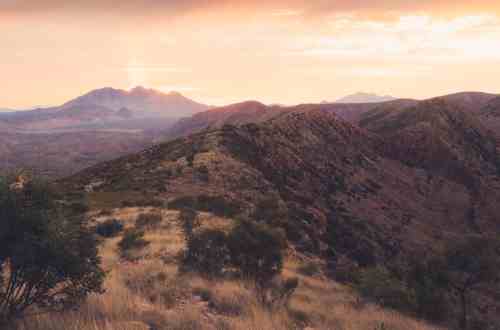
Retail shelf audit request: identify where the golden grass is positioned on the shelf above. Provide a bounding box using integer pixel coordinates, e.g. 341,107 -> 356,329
16,207 -> 448,330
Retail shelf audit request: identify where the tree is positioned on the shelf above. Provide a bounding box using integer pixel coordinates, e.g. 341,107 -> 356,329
227,221 -> 287,288
442,236 -> 500,330
183,229 -> 231,277
0,177 -> 105,327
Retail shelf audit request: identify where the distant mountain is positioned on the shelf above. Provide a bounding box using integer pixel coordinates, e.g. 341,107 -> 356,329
335,92 -> 397,104
63,86 -> 210,118
0,87 -> 209,131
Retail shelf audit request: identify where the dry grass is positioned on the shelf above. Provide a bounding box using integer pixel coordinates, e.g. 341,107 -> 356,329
16,207 -> 447,330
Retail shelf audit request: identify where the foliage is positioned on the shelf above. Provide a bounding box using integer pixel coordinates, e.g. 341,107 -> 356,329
227,221 -> 287,287
356,266 -> 414,312
135,212 -> 163,230
118,230 -> 149,255
0,177 -> 105,326
95,219 -> 124,238
179,209 -> 199,240
182,229 -> 231,277
405,257 -> 450,322
440,236 -> 500,330
168,195 -> 242,218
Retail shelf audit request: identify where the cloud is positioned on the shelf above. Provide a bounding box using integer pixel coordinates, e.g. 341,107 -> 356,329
284,14 -> 500,62
2,0 -> 500,18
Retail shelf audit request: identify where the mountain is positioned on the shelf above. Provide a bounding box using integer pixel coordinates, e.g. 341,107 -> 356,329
335,92 -> 397,104
165,99 -> 417,139
63,107 -> 500,259
435,91 -> 498,113
63,86 -> 210,118
0,87 -> 209,131
60,104 -> 500,325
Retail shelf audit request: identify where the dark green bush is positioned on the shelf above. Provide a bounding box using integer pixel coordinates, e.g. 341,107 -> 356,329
96,219 -> 124,237
169,195 -> 242,218
179,208 -> 199,239
356,266 -> 415,312
0,177 -> 104,326
227,221 -> 287,286
182,229 -> 231,277
136,212 -> 163,230
118,229 -> 149,254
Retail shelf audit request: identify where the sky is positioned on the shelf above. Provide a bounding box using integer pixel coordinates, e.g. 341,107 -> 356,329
1,0 -> 500,108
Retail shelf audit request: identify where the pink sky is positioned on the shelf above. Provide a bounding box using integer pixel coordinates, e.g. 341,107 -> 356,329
1,0 -> 500,108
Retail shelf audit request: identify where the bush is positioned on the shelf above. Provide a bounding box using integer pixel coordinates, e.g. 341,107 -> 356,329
179,208 -> 199,239
118,229 -> 150,255
182,229 -> 231,277
96,219 -> 124,237
227,221 -> 287,286
0,177 -> 105,326
136,212 -> 163,230
356,266 -> 415,312
169,195 -> 242,218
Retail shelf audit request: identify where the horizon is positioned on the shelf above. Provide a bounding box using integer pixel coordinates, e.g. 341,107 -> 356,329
2,86 -> 499,112
2,1 -> 500,108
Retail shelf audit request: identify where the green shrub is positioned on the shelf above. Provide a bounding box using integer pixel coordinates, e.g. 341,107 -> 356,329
118,230 -> 150,254
136,212 -> 163,230
227,221 -> 287,286
356,266 -> 415,312
169,195 -> 242,218
179,208 -> 199,237
182,229 -> 231,277
0,177 -> 104,326
96,219 -> 124,237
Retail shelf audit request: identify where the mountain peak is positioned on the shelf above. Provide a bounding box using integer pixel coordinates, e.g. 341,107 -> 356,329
335,92 -> 397,104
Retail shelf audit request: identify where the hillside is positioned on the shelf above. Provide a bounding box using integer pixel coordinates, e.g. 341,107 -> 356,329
59,106 -> 500,327
63,108 -> 500,262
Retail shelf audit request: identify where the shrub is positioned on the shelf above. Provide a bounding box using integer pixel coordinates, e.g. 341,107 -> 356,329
0,177 -> 105,327
227,221 -> 287,287
182,229 -> 231,277
96,218 -> 124,237
118,229 -> 150,255
179,208 -> 199,239
356,266 -> 414,312
169,195 -> 242,218
136,212 -> 163,230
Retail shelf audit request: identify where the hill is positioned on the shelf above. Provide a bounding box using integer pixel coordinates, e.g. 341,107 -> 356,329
335,92 -> 397,104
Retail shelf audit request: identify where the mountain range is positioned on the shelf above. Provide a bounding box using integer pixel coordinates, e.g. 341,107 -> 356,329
59,90 -> 500,325
335,92 -> 397,103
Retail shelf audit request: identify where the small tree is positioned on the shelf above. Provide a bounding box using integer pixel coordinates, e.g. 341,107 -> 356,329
441,236 -> 500,330
118,229 -> 149,255
183,229 -> 231,277
179,208 -> 199,240
0,177 -> 105,326
227,220 -> 287,304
